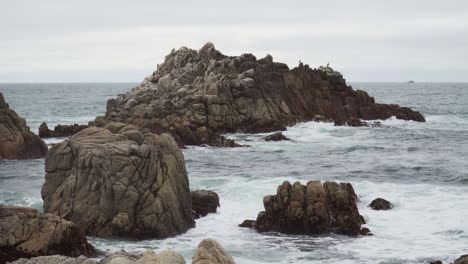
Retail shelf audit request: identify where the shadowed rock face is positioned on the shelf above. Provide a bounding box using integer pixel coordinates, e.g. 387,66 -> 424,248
254,181 -> 367,236
102,43 -> 424,147
0,93 -> 47,160
0,206 -> 95,264
41,122 -> 194,239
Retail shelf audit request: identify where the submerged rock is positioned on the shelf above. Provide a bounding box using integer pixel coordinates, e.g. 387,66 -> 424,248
263,132 -> 290,141
254,181 -> 367,236
369,198 -> 393,210
0,93 -> 47,160
41,123 -> 194,239
0,205 -> 95,264
100,43 -> 425,147
192,239 -> 236,264
38,122 -> 88,138
191,190 -> 220,219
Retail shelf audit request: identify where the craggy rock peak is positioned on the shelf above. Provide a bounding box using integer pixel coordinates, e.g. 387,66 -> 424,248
103,43 -> 425,147
192,239 -> 236,264
0,206 -> 95,264
191,190 -> 220,219
41,122 -> 194,239
0,93 -> 47,159
254,181 -> 367,236
38,122 -> 89,138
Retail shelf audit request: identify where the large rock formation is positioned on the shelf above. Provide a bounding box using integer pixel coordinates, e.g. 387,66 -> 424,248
191,190 -> 220,219
0,93 -> 47,159
254,181 -> 367,236
192,239 -> 236,264
38,122 -> 89,138
41,122 -> 194,239
101,43 -> 425,147
0,205 -> 95,264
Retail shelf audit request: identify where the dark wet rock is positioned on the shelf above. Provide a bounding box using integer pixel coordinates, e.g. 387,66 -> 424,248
0,205 -> 95,264
369,198 -> 393,210
38,122 -> 88,138
334,118 -> 383,127
239,220 -> 255,228
429,261 -> 443,264
100,43 -> 425,148
359,227 -> 373,236
192,239 -> 236,264
455,255 -> 468,264
263,132 -> 290,141
191,190 -> 220,219
41,122 -> 194,239
0,93 -> 47,160
253,181 -> 367,236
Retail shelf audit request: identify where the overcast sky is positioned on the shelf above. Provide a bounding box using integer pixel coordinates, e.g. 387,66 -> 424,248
1,0 -> 467,82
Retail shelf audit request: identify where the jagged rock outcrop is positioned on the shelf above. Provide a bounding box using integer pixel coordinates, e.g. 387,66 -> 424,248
369,198 -> 393,210
101,43 -> 425,147
191,190 -> 220,219
0,206 -> 95,264
253,181 -> 367,236
41,122 -> 194,239
192,239 -> 236,264
7,255 -> 96,264
38,122 -> 89,138
455,254 -> 468,264
263,132 -> 290,141
0,93 -> 47,159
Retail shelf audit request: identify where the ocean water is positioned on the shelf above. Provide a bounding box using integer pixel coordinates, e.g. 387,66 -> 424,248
0,82 -> 467,264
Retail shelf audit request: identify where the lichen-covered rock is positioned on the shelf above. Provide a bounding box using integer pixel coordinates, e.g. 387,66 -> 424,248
254,181 -> 367,236
6,255 -> 96,264
369,198 -> 393,210
192,239 -> 235,264
191,190 -> 220,219
0,206 -> 95,264
263,132 -> 290,141
0,93 -> 47,160
38,122 -> 88,138
41,122 -> 194,238
101,43 -> 424,147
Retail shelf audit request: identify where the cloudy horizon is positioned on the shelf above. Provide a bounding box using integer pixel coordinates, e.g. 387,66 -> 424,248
1,0 -> 467,82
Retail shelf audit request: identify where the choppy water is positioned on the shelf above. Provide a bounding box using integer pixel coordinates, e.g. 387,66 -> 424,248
1,82 -> 467,264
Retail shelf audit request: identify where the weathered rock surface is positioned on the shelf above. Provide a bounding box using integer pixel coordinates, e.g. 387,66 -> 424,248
254,181 -> 367,236
38,122 -> 89,138
41,123 -> 194,238
369,198 -> 393,210
101,43 -> 424,147
0,93 -> 47,160
0,206 -> 95,264
455,254 -> 468,264
6,255 -> 96,264
263,132 -> 290,141
192,239 -> 236,264
191,190 -> 220,219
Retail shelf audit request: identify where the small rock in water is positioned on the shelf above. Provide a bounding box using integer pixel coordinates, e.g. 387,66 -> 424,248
429,260 -> 443,264
239,219 -> 256,228
263,132 -> 290,141
369,198 -> 393,210
191,190 -> 220,219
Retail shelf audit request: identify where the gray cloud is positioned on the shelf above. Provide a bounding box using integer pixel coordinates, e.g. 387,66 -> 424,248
1,0 -> 467,82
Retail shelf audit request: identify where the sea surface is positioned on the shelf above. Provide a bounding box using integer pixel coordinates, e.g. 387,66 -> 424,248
0,82 -> 467,264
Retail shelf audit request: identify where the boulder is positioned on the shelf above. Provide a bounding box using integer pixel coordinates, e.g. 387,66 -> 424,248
254,181 -> 367,236
191,190 -> 220,219
6,255 -> 96,264
38,122 -> 89,138
99,250 -> 141,264
0,93 -> 47,160
455,255 -> 468,264
101,43 -> 425,147
192,239 -> 235,264
41,123 -> 194,239
263,132 -> 290,141
0,205 -> 95,264
369,198 -> 393,210
238,220 -> 255,228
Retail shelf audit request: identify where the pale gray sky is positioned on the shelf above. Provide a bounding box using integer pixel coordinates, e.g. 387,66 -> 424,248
1,0 -> 467,82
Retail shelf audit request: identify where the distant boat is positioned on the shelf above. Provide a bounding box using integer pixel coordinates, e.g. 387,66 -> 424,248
408,80 -> 415,83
